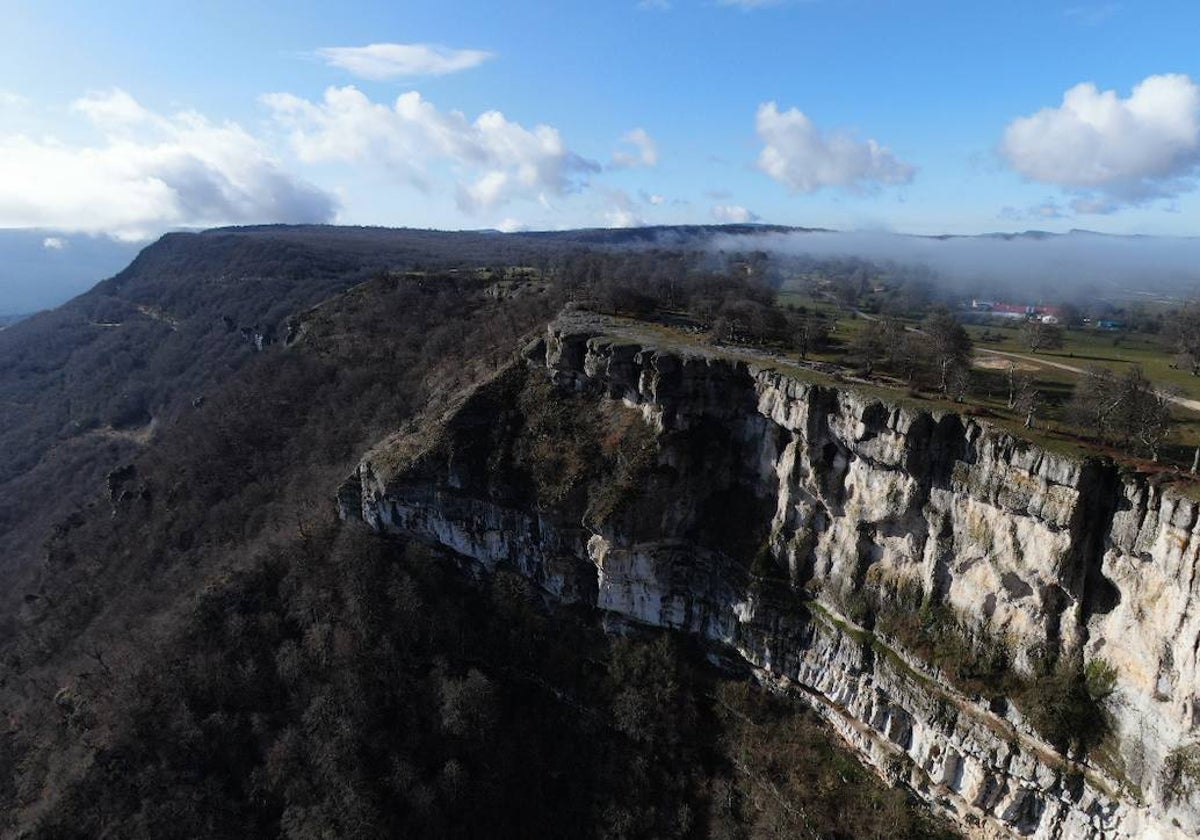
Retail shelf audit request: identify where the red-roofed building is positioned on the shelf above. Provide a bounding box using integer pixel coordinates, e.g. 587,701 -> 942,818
971,300 -> 1063,321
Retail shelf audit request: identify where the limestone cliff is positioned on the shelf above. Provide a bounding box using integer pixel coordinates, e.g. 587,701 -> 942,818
340,312 -> 1200,839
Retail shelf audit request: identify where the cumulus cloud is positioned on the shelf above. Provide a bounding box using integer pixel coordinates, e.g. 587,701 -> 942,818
755,102 -> 915,193
604,208 -> 642,227
72,88 -> 150,127
601,189 -> 645,228
639,190 -> 666,205
264,85 -> 598,213
0,89 -> 336,240
711,204 -> 760,223
42,236 -> 67,250
612,128 -> 658,168
1002,74 -> 1200,207
317,43 -> 493,80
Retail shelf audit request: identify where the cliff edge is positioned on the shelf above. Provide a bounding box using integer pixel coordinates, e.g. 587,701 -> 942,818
341,311 -> 1200,839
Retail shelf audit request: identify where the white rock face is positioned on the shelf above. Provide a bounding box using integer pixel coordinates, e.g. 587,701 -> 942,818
343,319 -> 1200,839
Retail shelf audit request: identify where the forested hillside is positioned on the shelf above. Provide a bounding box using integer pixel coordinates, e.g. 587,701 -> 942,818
0,226 -> 577,615
0,225 -> 954,838
0,222 -> 827,614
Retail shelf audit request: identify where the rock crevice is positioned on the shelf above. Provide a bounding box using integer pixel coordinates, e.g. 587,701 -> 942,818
343,316 -> 1200,839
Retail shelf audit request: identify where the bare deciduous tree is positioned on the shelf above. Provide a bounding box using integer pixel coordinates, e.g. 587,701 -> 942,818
849,317 -> 904,377
1165,301 -> 1200,375
1069,365 -> 1174,460
922,310 -> 973,398
1021,319 -> 1064,354
1006,362 -> 1042,428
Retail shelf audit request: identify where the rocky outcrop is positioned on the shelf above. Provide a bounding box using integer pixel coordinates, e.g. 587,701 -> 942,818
341,313 -> 1200,839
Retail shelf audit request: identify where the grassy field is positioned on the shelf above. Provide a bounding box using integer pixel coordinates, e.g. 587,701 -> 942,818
775,290 -> 872,360
966,322 -> 1200,395
965,322 -> 1200,470
599,295 -> 1200,478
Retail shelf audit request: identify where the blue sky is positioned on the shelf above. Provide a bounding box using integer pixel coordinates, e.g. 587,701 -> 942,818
2,0 -> 1200,240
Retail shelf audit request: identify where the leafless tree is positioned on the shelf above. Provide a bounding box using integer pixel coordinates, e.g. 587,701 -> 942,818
849,317 -> 904,377
790,311 -> 831,359
922,310 -> 973,397
1021,319 -> 1064,354
1069,365 -> 1175,460
1006,362 -> 1042,427
1165,301 -> 1200,375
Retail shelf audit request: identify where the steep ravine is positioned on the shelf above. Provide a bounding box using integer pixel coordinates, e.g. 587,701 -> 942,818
341,313 -> 1200,839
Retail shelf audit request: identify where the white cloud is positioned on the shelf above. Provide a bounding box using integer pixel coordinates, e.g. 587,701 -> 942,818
711,204 -> 760,223
1002,74 -> 1200,207
601,189 -> 645,228
264,85 -> 598,213
0,89 -> 335,240
637,0 -> 672,9
639,191 -> 665,205
317,43 -> 493,80
612,128 -> 658,168
496,217 -> 528,233
0,90 -> 29,110
604,208 -> 643,228
755,102 -> 915,193
72,88 -> 152,128
42,236 -> 67,250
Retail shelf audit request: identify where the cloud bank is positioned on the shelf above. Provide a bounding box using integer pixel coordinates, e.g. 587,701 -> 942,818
756,102 -> 915,193
715,228 -> 1200,301
1002,74 -> 1200,211
317,43 -> 494,80
0,89 -> 336,240
263,85 -> 599,213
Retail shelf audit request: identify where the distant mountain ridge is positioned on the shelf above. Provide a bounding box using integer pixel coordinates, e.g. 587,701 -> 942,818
6,222 -> 1195,317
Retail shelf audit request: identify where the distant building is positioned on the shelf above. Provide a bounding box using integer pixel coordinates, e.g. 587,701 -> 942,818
969,300 -> 1063,321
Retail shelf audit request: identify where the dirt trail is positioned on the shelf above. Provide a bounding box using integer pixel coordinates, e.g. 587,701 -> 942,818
975,347 -> 1200,414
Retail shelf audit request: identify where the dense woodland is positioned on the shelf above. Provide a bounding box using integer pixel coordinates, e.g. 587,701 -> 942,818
0,227 -> 956,838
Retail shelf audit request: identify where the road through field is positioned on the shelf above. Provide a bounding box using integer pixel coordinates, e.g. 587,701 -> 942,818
975,347 -> 1200,414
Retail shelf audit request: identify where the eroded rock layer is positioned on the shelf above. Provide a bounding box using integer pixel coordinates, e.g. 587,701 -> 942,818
341,314 -> 1200,839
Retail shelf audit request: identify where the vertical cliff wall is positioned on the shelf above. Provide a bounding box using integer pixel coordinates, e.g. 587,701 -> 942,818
341,314 -> 1200,839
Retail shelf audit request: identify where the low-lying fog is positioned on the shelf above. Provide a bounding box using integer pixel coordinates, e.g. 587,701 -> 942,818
715,229 -> 1200,305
